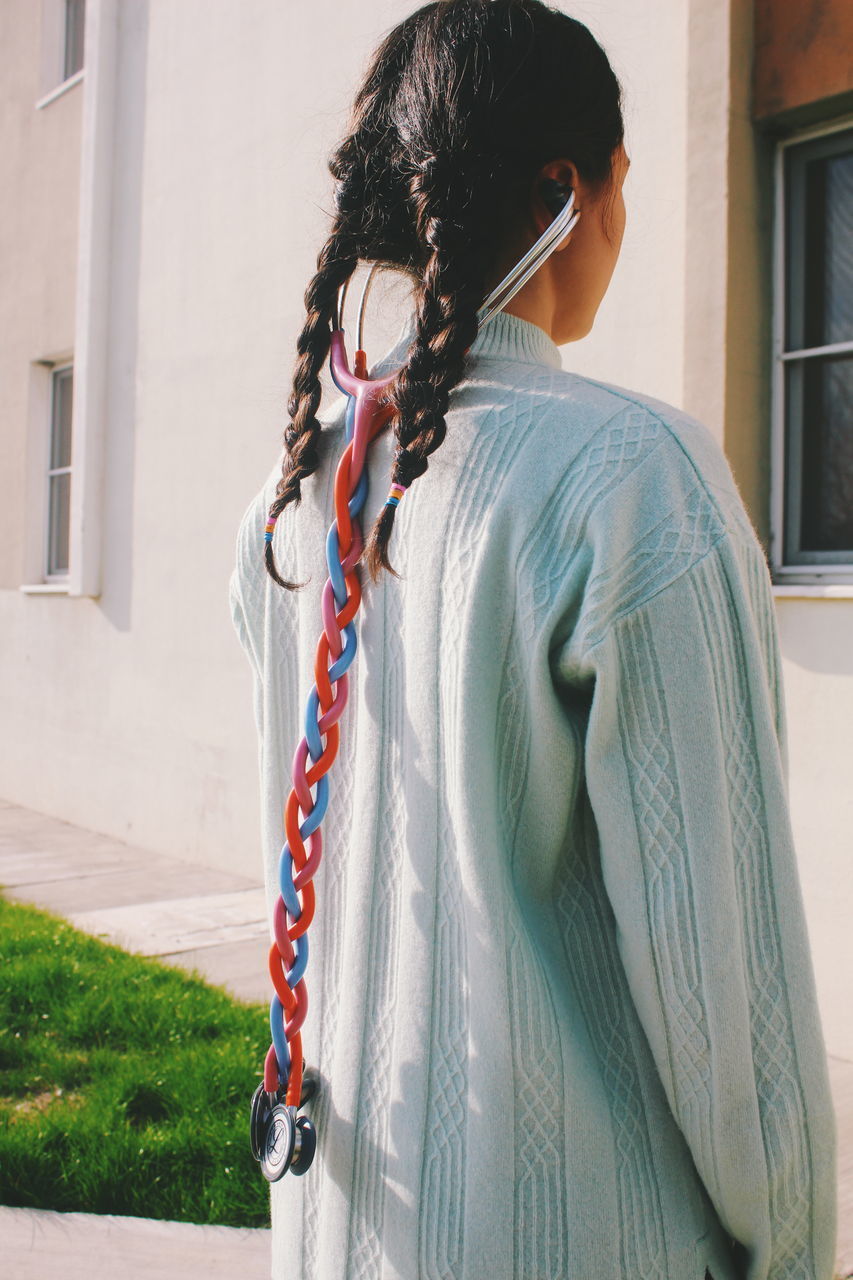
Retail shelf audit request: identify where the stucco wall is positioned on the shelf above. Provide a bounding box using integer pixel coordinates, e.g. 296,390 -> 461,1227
0,1 -> 82,589
753,0 -> 853,121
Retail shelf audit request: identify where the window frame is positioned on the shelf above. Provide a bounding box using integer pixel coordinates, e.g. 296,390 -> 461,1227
770,114 -> 853,584
45,362 -> 74,582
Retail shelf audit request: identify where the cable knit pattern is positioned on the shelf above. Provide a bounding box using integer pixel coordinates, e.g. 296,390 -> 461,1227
418,792 -> 468,1280
617,601 -> 716,1176
553,797 -> 669,1279
505,909 -> 569,1277
347,582 -> 405,1275
692,550 -> 815,1276
228,308 -> 837,1280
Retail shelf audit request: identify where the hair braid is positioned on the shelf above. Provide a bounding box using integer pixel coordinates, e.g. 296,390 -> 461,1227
264,18 -> 424,590
263,181 -> 363,589
363,155 -> 501,581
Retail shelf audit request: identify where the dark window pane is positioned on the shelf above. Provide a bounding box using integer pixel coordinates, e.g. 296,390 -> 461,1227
51,368 -> 73,470
789,356 -> 853,552
48,472 -> 71,575
64,0 -> 86,80
802,147 -> 853,349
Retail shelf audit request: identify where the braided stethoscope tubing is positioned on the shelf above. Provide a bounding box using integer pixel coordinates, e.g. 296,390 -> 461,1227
257,187 -> 580,1168
265,327 -> 397,1113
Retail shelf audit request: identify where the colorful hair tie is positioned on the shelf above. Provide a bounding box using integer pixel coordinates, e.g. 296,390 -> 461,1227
384,482 -> 408,509
264,512 -> 278,544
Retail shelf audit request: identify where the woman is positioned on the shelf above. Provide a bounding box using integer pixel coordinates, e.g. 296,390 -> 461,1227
229,2 -> 838,1277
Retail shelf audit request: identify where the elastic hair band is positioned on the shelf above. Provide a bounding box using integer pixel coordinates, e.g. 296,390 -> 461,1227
384,482 -> 408,510
264,512 -> 278,544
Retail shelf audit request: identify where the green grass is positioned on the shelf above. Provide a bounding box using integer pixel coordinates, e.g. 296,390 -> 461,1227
0,894 -> 272,1226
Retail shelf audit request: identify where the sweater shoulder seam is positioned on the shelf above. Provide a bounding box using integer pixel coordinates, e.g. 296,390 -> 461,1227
525,395 -> 731,640
583,529 -> 735,653
570,376 -> 734,533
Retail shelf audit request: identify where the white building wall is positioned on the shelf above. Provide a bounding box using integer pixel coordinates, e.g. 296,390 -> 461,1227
0,0 -> 849,1056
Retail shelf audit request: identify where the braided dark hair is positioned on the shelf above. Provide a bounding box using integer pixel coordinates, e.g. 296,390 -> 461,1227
265,0 -> 624,589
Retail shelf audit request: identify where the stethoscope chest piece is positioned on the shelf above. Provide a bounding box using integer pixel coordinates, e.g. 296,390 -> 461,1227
252,1068 -> 319,1181
259,1103 -> 317,1182
260,1103 -> 296,1181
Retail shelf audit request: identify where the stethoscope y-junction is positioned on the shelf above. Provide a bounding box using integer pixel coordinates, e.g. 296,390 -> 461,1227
251,186 -> 581,1181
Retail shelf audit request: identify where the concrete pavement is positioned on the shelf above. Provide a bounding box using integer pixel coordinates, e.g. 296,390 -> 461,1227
0,1205 -> 271,1280
1,797 -> 851,1277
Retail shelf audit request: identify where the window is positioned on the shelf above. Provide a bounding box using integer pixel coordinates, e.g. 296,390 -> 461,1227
47,365 -> 74,578
63,0 -> 86,81
773,121 -> 853,580
34,0 -> 86,108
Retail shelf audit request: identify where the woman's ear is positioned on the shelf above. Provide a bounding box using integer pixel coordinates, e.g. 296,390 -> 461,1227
531,159 -> 581,246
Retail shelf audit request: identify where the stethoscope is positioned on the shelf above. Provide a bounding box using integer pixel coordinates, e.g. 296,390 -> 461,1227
250,186 -> 581,1182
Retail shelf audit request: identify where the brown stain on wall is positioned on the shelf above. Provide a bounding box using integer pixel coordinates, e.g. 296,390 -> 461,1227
753,0 -> 853,119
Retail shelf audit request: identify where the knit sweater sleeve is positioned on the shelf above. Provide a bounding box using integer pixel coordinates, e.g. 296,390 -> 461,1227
228,480 -> 272,758
228,564 -> 259,675
562,528 -> 837,1279
228,456 -> 284,682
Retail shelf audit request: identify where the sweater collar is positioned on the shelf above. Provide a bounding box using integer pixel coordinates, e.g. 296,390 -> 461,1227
387,306 -> 563,371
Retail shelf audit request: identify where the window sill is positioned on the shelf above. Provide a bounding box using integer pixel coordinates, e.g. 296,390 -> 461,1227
20,582 -> 70,595
772,583 -> 853,599
35,69 -> 85,110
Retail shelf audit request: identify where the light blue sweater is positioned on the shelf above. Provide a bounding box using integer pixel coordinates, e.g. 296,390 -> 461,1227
229,308 -> 837,1280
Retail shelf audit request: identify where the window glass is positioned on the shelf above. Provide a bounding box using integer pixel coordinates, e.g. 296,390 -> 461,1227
64,0 -> 86,80
781,127 -> 853,567
47,366 -> 73,578
48,473 -> 71,575
788,356 -> 853,552
801,150 -> 853,349
51,367 -> 73,470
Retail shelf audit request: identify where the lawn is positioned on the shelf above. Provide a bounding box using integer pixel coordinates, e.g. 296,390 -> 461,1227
0,894 -> 272,1227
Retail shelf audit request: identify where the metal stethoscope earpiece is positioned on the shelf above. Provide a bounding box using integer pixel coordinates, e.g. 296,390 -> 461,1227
252,172 -> 581,1184
540,177 -> 574,218
475,183 -> 580,326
